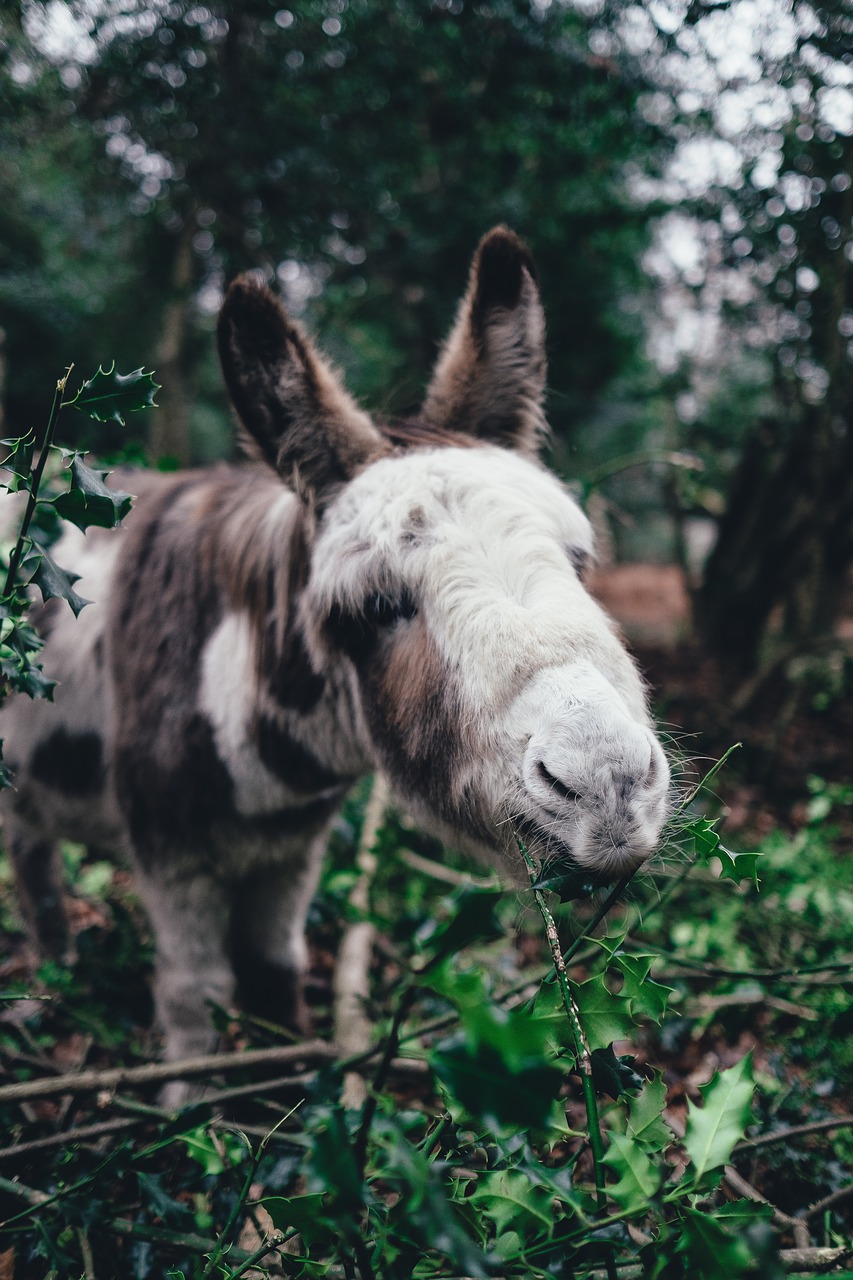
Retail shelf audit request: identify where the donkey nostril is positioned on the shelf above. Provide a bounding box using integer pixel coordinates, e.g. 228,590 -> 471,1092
537,760 -> 581,804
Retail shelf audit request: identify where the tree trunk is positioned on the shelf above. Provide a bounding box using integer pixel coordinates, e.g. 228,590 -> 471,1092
149,226 -> 194,466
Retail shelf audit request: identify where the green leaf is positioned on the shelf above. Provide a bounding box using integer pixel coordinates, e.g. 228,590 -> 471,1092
415,886 -> 504,957
590,1047 -> 644,1099
602,1132 -> 660,1213
67,364 -> 159,425
676,1206 -> 754,1278
716,842 -> 762,888
626,1076 -> 673,1153
24,544 -> 90,616
688,818 -> 761,888
178,1126 -> 227,1176
261,1193 -> 328,1244
690,817 -> 723,862
306,1107 -> 362,1213
608,951 -> 674,1025
0,431 -> 36,492
53,455 -> 134,531
571,976 -> 635,1052
428,967 -> 563,1127
683,1053 -> 754,1185
468,1169 -> 554,1237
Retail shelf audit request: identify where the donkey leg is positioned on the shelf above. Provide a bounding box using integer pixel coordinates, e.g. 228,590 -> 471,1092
231,835 -> 328,1034
137,869 -> 236,1102
7,826 -> 69,961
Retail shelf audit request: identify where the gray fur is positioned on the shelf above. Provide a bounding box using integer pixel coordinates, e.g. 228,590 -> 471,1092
2,229 -> 670,1088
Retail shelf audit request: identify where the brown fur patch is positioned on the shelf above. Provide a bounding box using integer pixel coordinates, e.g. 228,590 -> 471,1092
421,226 -> 547,455
217,276 -> 388,500
355,618 -> 486,841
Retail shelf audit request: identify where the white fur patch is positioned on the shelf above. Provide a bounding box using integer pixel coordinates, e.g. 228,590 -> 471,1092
198,613 -> 298,814
307,445 -> 670,874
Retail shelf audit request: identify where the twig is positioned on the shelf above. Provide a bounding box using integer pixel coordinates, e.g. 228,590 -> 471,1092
803,1182 -> 853,1221
226,1230 -> 294,1279
0,1040 -> 335,1106
2,369 -> 70,601
736,1115 -> 853,1152
334,774 -> 388,1110
397,848 -> 503,889
778,1246 -> 853,1272
648,952 -> 853,983
514,833 -> 616,1280
0,1116 -> 142,1161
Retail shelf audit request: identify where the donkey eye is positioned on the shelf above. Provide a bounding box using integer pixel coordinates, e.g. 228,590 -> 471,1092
366,590 -> 417,627
325,590 -> 417,661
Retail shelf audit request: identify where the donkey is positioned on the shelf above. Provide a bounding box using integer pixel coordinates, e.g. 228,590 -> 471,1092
1,227 -> 670,1076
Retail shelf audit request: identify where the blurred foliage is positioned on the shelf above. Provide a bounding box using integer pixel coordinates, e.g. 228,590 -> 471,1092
0,0 -> 667,466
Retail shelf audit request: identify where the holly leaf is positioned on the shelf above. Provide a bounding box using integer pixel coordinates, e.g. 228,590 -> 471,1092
689,818 -> 761,888
468,1169 -> 554,1238
261,1193 -> 329,1244
53,455 -> 134,531
66,364 -> 159,425
615,953 -> 674,1025
429,967 -> 563,1127
626,1076 -> 673,1154
602,1132 -> 660,1213
683,1053 -> 754,1185
415,886 -> 504,958
0,740 -> 12,790
590,1047 -> 644,1099
690,816 -> 723,861
0,431 -> 35,492
676,1206 -> 754,1277
24,544 -> 90,616
178,1126 -> 228,1176
716,842 -> 762,888
571,976 -> 635,1052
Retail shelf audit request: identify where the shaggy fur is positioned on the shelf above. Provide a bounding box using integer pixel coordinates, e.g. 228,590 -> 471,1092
1,228 -> 670,1088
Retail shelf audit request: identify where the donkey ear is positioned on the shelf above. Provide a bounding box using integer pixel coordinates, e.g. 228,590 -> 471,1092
422,226 -> 547,455
218,275 -> 386,499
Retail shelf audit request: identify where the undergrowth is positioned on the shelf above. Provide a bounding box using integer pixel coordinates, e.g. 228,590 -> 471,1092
0,372 -> 850,1278
0,777 -> 851,1278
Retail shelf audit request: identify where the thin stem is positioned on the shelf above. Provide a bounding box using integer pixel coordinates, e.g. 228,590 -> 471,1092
352,984 -> 418,1178
2,369 -> 71,601
515,832 -> 617,1280
217,1230 -> 292,1279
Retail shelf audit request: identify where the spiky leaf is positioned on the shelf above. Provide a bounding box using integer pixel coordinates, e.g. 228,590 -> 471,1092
429,967 -> 563,1127
0,431 -> 35,492
683,1053 -> 754,1184
602,1132 -> 660,1213
415,886 -> 504,957
689,817 -> 761,887
626,1076 -> 673,1153
468,1169 -> 554,1237
676,1206 -> 755,1277
53,455 -> 133,531
571,976 -> 635,1052
262,1194 -> 329,1244
531,862 -> 615,902
24,544 -> 90,616
590,1047 -> 644,1099
67,364 -> 159,425
717,842 -> 762,887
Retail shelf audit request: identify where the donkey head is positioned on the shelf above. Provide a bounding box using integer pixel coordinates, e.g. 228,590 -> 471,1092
218,228 -> 670,880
